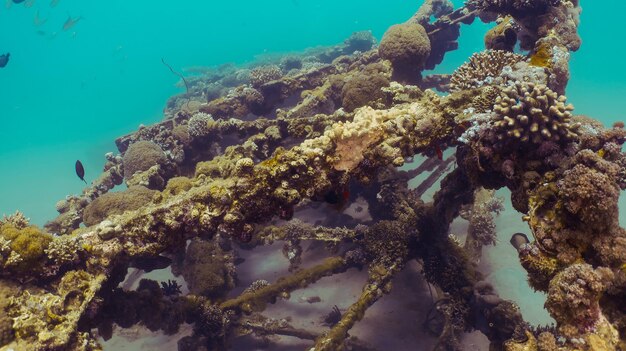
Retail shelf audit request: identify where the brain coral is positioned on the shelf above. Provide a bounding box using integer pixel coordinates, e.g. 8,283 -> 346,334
492,82 -> 579,145
449,50 -> 525,92
82,186 -> 157,226
122,140 -> 167,180
341,62 -> 391,112
378,23 -> 431,71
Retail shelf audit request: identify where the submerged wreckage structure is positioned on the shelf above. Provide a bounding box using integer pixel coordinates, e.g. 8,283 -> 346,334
1,0 -> 626,350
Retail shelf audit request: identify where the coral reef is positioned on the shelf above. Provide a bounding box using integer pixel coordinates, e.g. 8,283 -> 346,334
82,186 -> 157,226
449,50 -> 525,92
122,140 -> 168,181
378,22 -> 431,81
492,82 -> 579,146
2,1 -> 626,351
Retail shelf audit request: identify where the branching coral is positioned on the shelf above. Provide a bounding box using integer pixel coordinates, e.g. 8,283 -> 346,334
492,82 -> 579,146
449,50 -> 525,91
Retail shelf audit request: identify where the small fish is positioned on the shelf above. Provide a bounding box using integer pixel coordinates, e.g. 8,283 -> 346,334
34,10 -> 47,26
12,0 -> 25,3
298,296 -> 322,304
75,160 -> 87,185
435,145 -> 443,160
49,0 -> 59,6
510,233 -> 530,252
62,15 -> 82,31
0,53 -> 10,68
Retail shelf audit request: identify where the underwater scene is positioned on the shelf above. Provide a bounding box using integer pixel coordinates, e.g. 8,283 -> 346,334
1,0 -> 626,350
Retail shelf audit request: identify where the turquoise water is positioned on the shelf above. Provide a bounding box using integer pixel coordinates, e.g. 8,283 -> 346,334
0,0 -> 624,225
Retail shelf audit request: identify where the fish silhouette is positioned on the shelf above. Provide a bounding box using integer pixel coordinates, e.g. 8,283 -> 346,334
63,15 -> 82,31
0,53 -> 10,68
34,10 -> 47,26
75,160 -> 87,185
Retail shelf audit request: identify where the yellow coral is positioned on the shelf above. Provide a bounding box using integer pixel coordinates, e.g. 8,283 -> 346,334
529,43 -> 552,68
0,223 -> 52,272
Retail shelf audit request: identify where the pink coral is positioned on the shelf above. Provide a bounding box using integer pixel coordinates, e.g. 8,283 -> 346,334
545,263 -> 613,337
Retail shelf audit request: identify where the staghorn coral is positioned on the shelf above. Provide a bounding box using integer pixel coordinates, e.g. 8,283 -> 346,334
492,82 -> 579,146
449,50 -> 525,92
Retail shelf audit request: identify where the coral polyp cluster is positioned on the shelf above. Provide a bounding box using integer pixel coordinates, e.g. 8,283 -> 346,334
492,82 -> 579,145
449,50 -> 525,91
1,0 -> 626,350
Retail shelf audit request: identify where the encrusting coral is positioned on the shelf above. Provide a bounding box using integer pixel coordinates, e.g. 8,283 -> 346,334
1,1 -> 626,350
82,186 -> 157,226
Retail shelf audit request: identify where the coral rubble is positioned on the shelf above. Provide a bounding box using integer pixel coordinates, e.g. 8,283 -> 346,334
2,0 -> 626,351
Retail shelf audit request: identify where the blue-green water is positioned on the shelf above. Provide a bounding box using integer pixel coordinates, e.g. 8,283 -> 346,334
0,0 -> 624,225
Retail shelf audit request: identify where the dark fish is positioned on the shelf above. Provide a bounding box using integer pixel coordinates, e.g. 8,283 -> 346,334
510,233 -> 530,252
0,53 -> 9,68
435,145 -> 443,160
75,160 -> 87,184
12,0 -> 25,3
